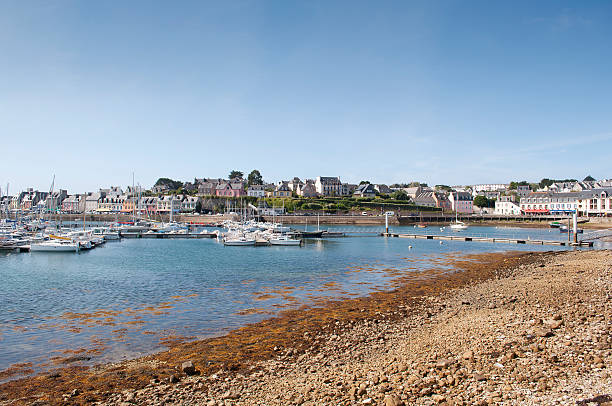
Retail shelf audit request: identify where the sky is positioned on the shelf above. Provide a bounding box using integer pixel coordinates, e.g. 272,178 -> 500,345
1,0 -> 611,194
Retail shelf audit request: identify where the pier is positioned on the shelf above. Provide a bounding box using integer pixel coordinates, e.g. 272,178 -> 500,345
383,233 -> 593,247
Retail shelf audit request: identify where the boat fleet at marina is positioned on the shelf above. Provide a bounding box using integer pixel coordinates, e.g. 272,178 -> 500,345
0,216 -> 346,253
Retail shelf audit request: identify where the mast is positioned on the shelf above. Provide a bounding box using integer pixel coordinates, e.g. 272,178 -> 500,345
132,172 -> 136,224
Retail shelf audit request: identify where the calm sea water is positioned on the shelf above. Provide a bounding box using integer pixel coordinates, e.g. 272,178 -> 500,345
0,224 -> 606,376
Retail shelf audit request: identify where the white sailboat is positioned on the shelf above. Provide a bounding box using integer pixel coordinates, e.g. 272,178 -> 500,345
449,211 -> 468,231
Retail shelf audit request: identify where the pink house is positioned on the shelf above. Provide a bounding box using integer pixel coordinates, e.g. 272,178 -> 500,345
215,182 -> 246,197
449,191 -> 473,214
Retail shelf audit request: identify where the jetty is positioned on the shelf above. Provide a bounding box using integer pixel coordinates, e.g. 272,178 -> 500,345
382,232 -> 593,247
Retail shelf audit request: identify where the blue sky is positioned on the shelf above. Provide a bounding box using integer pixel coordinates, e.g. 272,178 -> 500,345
1,0 -> 611,194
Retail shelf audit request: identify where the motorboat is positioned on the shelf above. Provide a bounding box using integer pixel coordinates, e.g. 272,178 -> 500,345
223,236 -> 256,246
269,235 -> 301,246
30,240 -> 80,252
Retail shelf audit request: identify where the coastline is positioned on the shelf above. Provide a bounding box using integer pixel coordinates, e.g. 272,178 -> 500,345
1,249 -> 610,405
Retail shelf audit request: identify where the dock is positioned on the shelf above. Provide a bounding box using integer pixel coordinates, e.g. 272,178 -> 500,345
120,232 -> 217,239
383,233 -> 594,247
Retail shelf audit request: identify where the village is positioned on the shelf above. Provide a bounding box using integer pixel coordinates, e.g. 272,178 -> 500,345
2,174 -> 612,219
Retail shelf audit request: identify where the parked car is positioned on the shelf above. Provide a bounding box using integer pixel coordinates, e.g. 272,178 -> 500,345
384,211 -> 395,216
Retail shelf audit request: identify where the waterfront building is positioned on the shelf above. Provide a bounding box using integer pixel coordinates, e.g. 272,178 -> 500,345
247,185 -> 265,198
45,189 -> 68,213
374,184 -> 392,195
402,186 -> 422,199
62,195 -> 82,213
121,195 -> 135,215
576,188 -> 612,216
494,195 -> 522,215
353,183 -> 377,198
296,181 -> 318,198
434,192 -> 452,210
342,183 -> 358,196
181,196 -> 198,212
215,181 -> 246,197
516,185 -> 531,198
97,196 -> 124,213
548,192 -> 579,215
315,176 -> 343,196
143,197 -> 158,216
449,191 -> 473,214
287,177 -> 304,192
84,192 -> 103,213
520,192 -> 551,215
157,195 -> 181,214
413,192 -> 436,207
267,183 -> 291,198
471,183 -> 508,195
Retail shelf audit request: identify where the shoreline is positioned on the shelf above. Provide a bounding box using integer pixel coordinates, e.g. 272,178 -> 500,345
0,250 -> 564,405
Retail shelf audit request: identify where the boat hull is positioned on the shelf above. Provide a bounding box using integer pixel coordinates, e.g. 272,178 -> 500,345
30,243 -> 79,252
223,240 -> 256,246
270,240 -> 301,246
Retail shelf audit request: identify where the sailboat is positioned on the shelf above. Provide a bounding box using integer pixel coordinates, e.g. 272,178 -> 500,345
449,211 -> 468,231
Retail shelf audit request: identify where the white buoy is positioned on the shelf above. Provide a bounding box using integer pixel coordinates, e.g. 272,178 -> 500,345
440,241 -> 443,245
408,245 -> 412,249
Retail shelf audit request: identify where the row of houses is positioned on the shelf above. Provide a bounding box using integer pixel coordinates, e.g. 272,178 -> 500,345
517,189 -> 612,217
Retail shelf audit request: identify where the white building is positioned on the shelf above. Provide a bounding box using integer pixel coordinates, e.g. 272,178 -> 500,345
247,185 -> 265,198
494,195 -> 522,215
315,176 -> 343,196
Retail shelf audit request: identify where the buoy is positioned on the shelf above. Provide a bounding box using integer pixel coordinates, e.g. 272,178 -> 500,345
408,245 -> 412,249
440,241 -> 443,245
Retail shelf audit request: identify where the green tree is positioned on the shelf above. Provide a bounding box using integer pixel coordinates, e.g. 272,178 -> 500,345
154,178 -> 183,190
391,190 -> 409,201
539,178 -> 554,189
247,170 -> 263,186
195,200 -> 202,214
583,175 -> 595,182
359,180 -> 371,185
473,195 -> 495,208
229,170 -> 243,180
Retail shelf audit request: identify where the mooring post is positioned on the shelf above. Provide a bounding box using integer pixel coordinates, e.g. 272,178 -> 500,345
385,212 -> 389,235
573,211 -> 578,244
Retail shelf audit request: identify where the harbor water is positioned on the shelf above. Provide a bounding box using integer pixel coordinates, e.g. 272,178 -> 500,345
0,225 -> 605,378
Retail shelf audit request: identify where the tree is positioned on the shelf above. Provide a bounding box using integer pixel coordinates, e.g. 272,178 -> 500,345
539,178 -> 554,189
435,185 -> 452,192
391,190 -> 409,201
473,195 -> 495,208
154,178 -> 183,191
583,175 -> 595,182
229,170 -> 243,180
247,170 -> 263,186
195,200 -> 202,214
359,180 -> 371,185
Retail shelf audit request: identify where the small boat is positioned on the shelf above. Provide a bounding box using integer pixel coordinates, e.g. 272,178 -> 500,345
417,223 -> 427,228
299,230 -> 324,238
560,226 -> 583,234
321,231 -> 345,238
30,240 -> 80,252
549,221 -> 562,228
269,235 -> 301,246
223,237 -> 256,246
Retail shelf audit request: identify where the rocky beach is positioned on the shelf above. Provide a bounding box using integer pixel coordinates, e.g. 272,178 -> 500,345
1,249 -> 610,405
